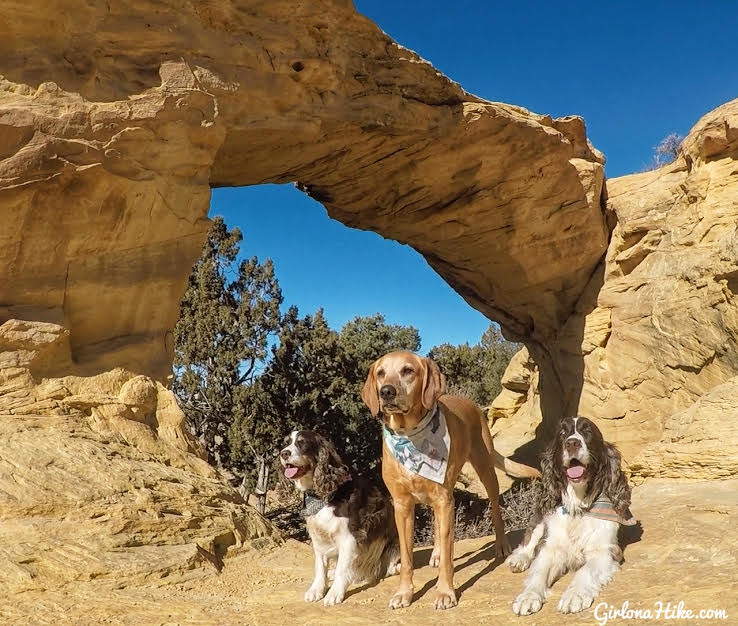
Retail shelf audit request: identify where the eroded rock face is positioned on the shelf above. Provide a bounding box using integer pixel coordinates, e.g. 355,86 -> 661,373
1,0 -> 606,381
0,319 -> 277,592
493,99 -> 738,479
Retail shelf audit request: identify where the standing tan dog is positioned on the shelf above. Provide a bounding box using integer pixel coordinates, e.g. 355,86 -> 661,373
361,350 -> 540,610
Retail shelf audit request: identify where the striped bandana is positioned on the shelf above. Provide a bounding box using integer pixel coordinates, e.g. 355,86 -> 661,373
561,495 -> 637,526
382,403 -> 450,484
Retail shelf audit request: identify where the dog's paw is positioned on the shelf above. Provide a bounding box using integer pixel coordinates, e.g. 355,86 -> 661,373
304,585 -> 326,603
495,536 -> 512,560
323,586 -> 346,606
512,590 -> 545,616
429,546 -> 441,568
385,559 -> 401,577
505,549 -> 532,573
557,588 -> 594,614
433,586 -> 458,610
388,588 -> 413,609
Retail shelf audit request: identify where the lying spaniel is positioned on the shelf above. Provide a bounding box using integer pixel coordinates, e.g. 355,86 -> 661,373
507,416 -> 635,615
280,430 -> 399,606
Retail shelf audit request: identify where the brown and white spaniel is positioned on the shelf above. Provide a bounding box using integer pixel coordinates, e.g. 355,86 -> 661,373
506,416 -> 635,615
280,430 -> 399,606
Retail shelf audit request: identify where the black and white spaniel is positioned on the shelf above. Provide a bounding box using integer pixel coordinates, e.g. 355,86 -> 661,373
506,416 -> 635,615
280,430 -> 400,606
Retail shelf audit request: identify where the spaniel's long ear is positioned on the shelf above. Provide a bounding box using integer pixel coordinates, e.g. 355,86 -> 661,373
361,361 -> 380,417
538,434 -> 565,515
421,357 -> 446,411
312,437 -> 351,500
599,442 -> 632,514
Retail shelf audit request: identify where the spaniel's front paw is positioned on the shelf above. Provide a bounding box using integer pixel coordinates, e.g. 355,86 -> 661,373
557,587 -> 594,613
323,585 -> 346,606
512,590 -> 545,615
506,548 -> 533,573
304,584 -> 326,603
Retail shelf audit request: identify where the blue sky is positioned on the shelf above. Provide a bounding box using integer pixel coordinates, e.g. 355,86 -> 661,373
210,1 -> 737,352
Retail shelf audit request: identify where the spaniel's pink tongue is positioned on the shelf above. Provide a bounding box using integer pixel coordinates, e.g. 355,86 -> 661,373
284,466 -> 300,479
567,465 -> 585,479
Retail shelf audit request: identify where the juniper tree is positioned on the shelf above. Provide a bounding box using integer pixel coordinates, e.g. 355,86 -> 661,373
339,313 -> 421,376
173,216 -> 282,470
229,307 -> 355,487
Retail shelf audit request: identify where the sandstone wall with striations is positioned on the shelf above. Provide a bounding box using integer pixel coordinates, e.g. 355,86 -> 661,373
0,319 -> 277,594
493,99 -> 738,480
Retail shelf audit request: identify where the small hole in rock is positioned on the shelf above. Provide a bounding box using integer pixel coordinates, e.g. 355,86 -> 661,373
291,61 -> 304,72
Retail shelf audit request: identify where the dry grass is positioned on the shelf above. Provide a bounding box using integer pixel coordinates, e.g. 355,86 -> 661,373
500,479 -> 543,531
414,479 -> 543,545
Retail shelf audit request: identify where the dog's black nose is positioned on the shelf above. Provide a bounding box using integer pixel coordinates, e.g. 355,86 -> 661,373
565,438 -> 581,453
280,449 -> 291,460
380,384 -> 397,401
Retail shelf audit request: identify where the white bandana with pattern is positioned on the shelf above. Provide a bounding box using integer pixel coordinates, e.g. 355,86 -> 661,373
383,403 -> 450,484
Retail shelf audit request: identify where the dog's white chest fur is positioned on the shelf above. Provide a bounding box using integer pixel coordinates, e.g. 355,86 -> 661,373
545,509 -> 618,568
306,506 -> 348,557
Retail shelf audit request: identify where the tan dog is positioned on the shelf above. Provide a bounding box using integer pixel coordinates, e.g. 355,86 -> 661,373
361,350 -> 540,610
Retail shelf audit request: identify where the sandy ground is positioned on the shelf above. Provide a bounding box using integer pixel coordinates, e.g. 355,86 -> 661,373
4,479 -> 737,625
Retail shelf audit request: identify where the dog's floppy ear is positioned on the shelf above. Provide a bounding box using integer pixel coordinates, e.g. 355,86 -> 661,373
539,431 -> 566,515
596,442 -> 632,515
421,356 -> 446,411
313,436 -> 351,500
361,361 -> 380,417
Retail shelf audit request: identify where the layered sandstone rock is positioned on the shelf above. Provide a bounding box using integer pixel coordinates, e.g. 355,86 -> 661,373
493,99 -> 738,479
0,319 -> 277,594
1,0 -> 606,382
4,479 -> 737,624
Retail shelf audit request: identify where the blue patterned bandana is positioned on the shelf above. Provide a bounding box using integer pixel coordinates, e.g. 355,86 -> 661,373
382,404 -> 450,484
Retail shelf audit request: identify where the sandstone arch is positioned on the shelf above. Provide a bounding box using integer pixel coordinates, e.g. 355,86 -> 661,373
2,0 -> 738,473
1,0 -> 607,401
1,0 -> 738,600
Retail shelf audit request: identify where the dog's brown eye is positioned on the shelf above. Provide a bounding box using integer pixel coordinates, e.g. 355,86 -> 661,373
401,366 -> 414,375
377,369 -> 385,378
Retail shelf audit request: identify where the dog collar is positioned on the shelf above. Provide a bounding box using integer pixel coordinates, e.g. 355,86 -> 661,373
560,494 -> 636,526
395,403 -> 439,437
301,491 -> 328,518
300,478 -> 353,518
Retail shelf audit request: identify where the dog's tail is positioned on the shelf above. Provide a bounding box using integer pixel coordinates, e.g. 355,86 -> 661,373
493,451 -> 541,479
